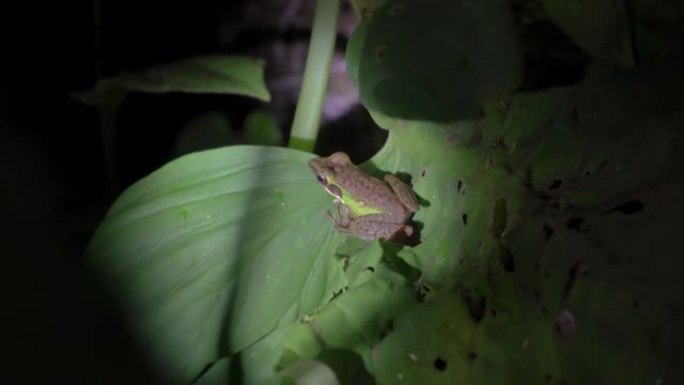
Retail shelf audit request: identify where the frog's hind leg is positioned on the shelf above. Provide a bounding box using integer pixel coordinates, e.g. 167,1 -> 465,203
384,174 -> 420,212
335,213 -> 413,241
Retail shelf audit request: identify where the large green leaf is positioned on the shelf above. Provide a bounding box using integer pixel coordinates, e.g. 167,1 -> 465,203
87,146 -> 346,384
351,60 -> 684,383
346,0 -> 522,121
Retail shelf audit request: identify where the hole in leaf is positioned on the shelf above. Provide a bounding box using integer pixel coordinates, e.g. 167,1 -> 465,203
563,259 -> 588,299
545,373 -> 553,383
421,169 -> 426,177
604,199 -> 644,215
433,357 -> 447,371
463,292 -> 486,324
543,224 -> 554,240
416,283 -> 431,303
457,179 -> 464,193
468,352 -> 478,361
365,266 -> 375,273
498,246 -> 515,272
565,217 -> 585,231
387,3 -> 406,17
555,309 -> 575,341
491,197 -> 508,238
462,213 -> 468,225
374,45 -> 387,60
548,179 -> 563,190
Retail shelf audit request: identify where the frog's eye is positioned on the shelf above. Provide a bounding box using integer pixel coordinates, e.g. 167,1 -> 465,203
316,174 -> 327,184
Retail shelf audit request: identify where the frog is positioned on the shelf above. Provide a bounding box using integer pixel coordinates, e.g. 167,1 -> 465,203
308,151 -> 420,241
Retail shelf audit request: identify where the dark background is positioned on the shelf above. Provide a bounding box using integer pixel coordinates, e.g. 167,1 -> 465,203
4,1 -> 216,383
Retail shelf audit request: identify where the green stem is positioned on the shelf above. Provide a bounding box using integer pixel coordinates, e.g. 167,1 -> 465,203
288,0 -> 340,152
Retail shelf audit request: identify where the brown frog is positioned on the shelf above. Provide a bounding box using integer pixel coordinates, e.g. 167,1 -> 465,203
308,152 -> 420,240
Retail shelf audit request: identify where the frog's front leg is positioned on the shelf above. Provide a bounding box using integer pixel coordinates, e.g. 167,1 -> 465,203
326,201 -> 352,227
384,174 -> 420,212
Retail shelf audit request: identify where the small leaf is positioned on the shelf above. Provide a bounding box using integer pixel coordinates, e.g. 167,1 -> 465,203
173,111 -> 233,156
243,109 -> 282,146
115,55 -> 271,100
71,55 -> 271,106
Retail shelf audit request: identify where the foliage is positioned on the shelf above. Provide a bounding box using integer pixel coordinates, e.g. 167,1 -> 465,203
86,0 -> 684,384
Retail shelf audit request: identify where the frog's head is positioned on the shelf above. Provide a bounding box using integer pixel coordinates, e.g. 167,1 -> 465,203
308,152 -> 352,200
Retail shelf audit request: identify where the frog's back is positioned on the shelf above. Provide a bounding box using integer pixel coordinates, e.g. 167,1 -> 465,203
335,165 -> 406,212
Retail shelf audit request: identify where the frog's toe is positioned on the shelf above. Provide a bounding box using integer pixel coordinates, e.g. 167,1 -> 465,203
403,225 -> 413,237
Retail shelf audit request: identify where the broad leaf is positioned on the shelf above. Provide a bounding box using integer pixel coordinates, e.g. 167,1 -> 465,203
350,60 -> 684,384
87,146 -> 345,384
346,0 -> 522,121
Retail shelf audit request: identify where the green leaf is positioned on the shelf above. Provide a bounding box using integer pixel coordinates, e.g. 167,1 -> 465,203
280,359 -> 340,385
82,55 -> 271,103
117,55 -> 270,100
243,109 -> 282,146
540,0 -> 636,66
87,146 -> 345,384
346,0 -> 522,121
355,58 -> 684,384
173,111 -> 234,156
280,264 -> 417,368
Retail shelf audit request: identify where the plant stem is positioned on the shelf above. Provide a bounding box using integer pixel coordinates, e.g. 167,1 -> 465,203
288,0 -> 340,152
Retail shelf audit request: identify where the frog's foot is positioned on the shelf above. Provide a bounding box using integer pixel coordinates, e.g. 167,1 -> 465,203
402,224 -> 413,237
333,214 -> 409,241
384,224 -> 414,242
327,204 -> 352,228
